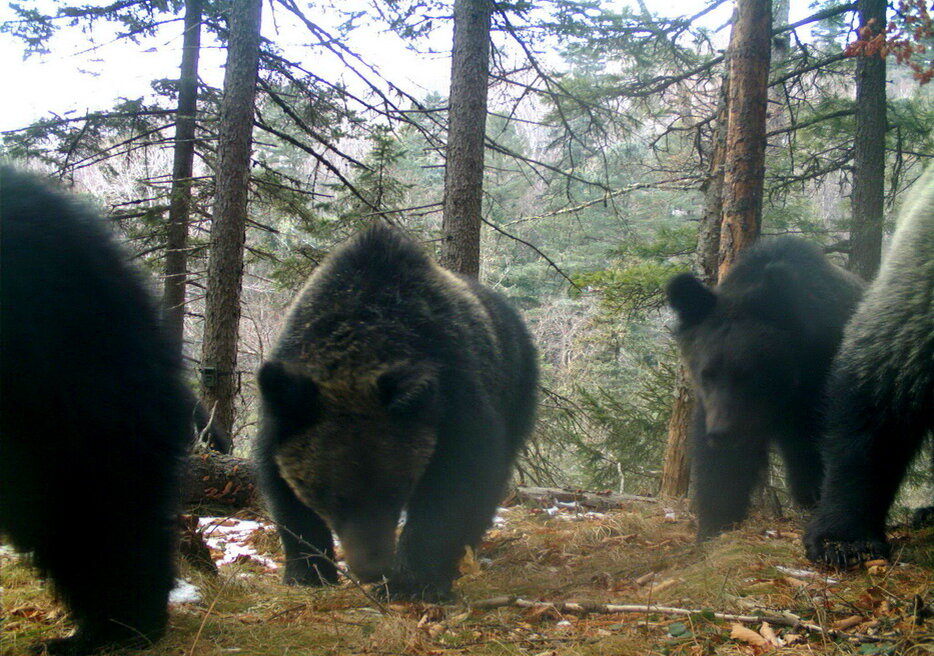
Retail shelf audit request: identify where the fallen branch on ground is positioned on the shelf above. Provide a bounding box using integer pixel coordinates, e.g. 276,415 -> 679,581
470,597 -> 889,643
510,486 -> 659,510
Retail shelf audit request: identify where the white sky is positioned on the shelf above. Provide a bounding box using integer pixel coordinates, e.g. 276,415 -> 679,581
0,1 -> 829,134
0,1 -> 452,132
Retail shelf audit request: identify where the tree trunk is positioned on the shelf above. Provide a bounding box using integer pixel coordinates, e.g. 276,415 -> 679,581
200,0 -> 262,438
659,372 -> 694,497
699,73 -> 730,286
717,0 -> 772,278
768,0 -> 790,142
439,0 -> 492,278
848,0 -> 886,281
658,72 -> 730,499
163,0 -> 203,348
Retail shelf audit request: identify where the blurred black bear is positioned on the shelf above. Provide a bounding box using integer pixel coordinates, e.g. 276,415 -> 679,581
0,168 -> 189,654
667,237 -> 864,539
255,225 -> 538,601
805,169 -> 934,567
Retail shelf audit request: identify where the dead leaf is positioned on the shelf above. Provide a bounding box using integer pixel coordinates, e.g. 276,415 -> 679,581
459,546 -> 481,576
730,623 -> 769,647
759,621 -> 781,646
635,571 -> 656,586
447,610 -> 471,626
650,578 -> 681,594
831,615 -> 864,630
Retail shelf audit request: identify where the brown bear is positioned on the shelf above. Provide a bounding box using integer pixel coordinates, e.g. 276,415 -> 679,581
667,237 -> 864,539
0,167 -> 190,654
255,224 -> 538,601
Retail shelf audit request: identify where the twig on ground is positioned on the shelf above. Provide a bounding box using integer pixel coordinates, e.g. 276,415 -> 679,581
469,597 -> 890,643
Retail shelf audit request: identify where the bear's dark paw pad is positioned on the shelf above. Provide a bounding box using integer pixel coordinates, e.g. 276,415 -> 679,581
911,506 -> 934,529
380,577 -> 454,603
806,538 -> 890,570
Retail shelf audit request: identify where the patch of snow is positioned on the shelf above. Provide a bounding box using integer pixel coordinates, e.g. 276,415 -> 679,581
198,517 -> 278,569
169,578 -> 201,604
493,506 -> 518,524
775,565 -> 837,584
553,511 -> 606,521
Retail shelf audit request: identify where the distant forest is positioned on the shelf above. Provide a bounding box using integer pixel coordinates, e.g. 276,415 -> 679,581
3,0 -> 933,503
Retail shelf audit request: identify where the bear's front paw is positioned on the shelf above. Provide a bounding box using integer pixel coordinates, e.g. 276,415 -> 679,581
380,575 -> 454,603
283,560 -> 339,587
804,526 -> 889,569
35,625 -> 160,655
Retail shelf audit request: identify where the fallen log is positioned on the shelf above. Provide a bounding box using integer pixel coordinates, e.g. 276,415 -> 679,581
181,465 -> 660,514
183,452 -> 259,511
509,486 -> 659,510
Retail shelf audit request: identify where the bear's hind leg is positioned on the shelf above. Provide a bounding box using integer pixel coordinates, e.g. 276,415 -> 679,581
775,433 -> 823,509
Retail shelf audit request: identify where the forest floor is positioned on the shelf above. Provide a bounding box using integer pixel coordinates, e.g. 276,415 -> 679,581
3,495 -> 934,656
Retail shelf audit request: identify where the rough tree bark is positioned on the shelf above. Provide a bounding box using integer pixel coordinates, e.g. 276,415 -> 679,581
200,0 -> 262,437
717,0 -> 772,279
848,0 -> 887,280
184,453 -> 259,510
439,0 -> 492,278
163,0 -> 203,348
658,73 -> 730,498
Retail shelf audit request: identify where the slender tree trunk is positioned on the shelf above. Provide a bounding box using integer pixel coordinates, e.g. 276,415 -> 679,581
439,0 -> 492,278
163,0 -> 203,348
660,372 -> 693,497
699,74 -> 730,287
768,0 -> 790,142
200,0 -> 262,437
718,0 -> 772,278
659,73 -> 730,499
848,0 -> 886,280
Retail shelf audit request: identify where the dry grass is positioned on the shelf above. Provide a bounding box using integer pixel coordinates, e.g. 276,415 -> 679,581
3,501 -> 934,656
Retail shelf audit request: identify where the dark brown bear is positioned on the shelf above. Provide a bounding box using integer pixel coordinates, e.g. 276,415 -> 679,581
255,225 -> 538,601
805,168 -> 934,567
667,237 -> 864,539
0,167 -> 190,654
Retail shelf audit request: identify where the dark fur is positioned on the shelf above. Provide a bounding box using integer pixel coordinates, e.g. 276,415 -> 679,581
667,237 -> 864,539
255,225 -> 538,601
0,168 -> 189,654
805,170 -> 934,567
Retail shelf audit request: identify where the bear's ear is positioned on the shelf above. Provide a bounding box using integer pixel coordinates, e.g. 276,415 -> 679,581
667,273 -> 716,326
258,360 -> 319,432
377,366 -> 438,418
